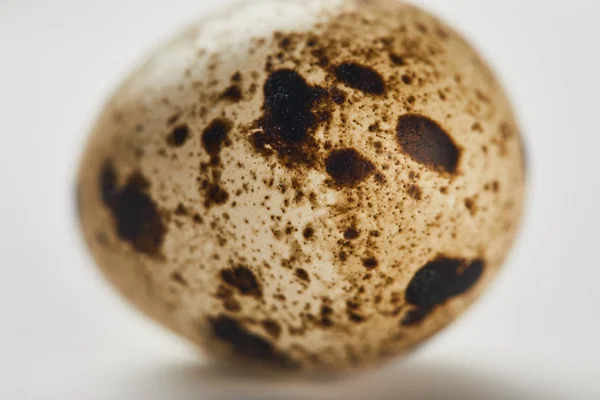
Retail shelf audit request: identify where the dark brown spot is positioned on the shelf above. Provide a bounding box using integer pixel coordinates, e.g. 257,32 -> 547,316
277,33 -> 292,50
99,162 -> 166,258
339,251 -> 348,262
389,53 -> 405,66
325,148 -> 375,187
319,305 -> 334,328
202,119 -> 232,159
174,203 -> 188,216
295,268 -> 310,282
302,226 -> 315,239
192,213 -> 203,224
199,119 -> 232,208
311,47 -> 330,67
401,74 -> 413,85
167,124 -> 190,147
252,69 -> 327,167
209,315 -> 297,368
202,182 -> 229,208
344,227 -> 360,240
333,62 -> 385,95
220,266 -> 262,297
396,114 -> 460,174
221,85 -> 243,102
464,197 -> 478,216
348,311 -> 366,323
262,319 -> 282,338
231,72 -> 242,82
402,257 -> 485,326
362,257 -> 379,269
346,300 -> 360,310
407,184 -> 422,200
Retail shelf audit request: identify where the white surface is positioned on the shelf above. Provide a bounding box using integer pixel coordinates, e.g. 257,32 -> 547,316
0,0 -> 599,399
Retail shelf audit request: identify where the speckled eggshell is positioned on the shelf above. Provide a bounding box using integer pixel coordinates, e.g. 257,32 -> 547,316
77,0 -> 526,373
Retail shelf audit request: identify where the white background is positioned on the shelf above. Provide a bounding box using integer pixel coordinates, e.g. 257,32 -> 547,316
1,0 -> 599,399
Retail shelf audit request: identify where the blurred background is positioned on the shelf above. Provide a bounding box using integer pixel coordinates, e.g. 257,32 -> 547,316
1,0 -> 598,399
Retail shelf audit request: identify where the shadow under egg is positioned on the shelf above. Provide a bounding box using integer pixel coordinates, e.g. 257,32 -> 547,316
118,359 -> 555,400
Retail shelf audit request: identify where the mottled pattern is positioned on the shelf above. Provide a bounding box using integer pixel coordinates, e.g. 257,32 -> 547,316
77,0 -> 526,372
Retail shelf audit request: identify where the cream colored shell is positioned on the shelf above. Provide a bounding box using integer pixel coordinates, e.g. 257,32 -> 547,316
77,0 -> 526,372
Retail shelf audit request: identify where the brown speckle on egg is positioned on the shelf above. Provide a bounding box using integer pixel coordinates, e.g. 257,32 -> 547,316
220,266 -> 262,298
167,124 -> 190,147
295,268 -> 311,282
99,162 -> 166,258
362,257 -> 379,269
344,226 -> 360,240
402,257 -> 485,326
325,148 -> 375,187
333,62 -> 386,95
302,226 -> 315,240
396,114 -> 460,174
209,314 -> 298,368
221,84 -> 243,102
252,69 -> 325,168
202,119 -> 232,160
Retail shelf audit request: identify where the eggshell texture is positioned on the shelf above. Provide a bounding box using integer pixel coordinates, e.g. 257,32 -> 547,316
77,0 -> 526,372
